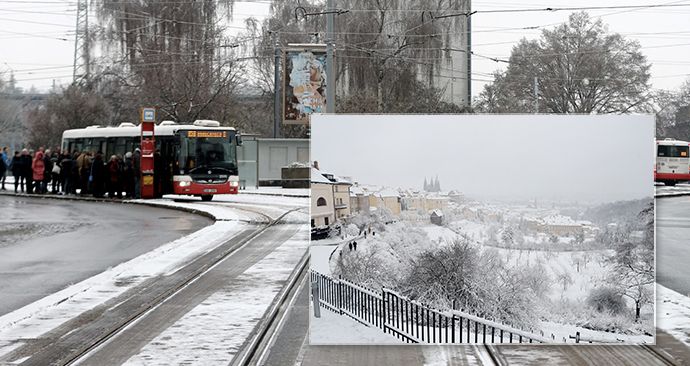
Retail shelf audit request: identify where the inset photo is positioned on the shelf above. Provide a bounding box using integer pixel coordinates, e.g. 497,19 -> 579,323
309,114 -> 655,345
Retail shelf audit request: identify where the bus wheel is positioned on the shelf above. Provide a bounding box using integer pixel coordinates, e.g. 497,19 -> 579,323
201,195 -> 214,202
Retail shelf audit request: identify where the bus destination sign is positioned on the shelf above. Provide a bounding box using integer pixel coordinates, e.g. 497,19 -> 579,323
187,131 -> 228,138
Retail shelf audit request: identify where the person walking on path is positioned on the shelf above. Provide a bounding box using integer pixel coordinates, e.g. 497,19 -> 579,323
11,151 -> 22,193
348,242 -> 353,251
32,151 -> 45,194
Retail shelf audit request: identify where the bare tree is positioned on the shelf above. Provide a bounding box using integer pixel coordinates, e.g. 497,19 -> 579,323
92,0 -> 244,125
475,12 -> 651,114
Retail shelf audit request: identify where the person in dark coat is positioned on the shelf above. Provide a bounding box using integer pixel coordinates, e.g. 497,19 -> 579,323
42,149 -> 52,194
132,148 -> 141,198
21,149 -> 32,194
0,146 -> 7,190
11,151 -> 23,192
123,152 -> 134,198
71,151 -> 80,194
90,152 -> 106,198
106,155 -> 122,199
49,150 -> 60,193
353,241 -> 357,251
0,151 -> 5,191
60,152 -> 73,195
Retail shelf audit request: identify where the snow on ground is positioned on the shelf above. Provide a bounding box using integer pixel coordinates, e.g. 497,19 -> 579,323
123,218 -> 309,365
241,187 -> 309,197
0,219 -> 246,357
420,225 -> 459,244
657,284 -> 690,347
0,197 -> 286,358
539,320 -> 652,344
309,307 -> 401,345
310,246 -> 337,275
656,183 -> 690,197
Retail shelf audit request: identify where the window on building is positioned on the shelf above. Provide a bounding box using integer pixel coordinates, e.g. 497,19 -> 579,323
311,219 -> 315,227
324,217 -> 329,226
317,197 -> 327,206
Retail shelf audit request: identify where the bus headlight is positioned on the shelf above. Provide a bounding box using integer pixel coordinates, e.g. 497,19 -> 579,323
179,181 -> 192,187
229,181 -> 239,187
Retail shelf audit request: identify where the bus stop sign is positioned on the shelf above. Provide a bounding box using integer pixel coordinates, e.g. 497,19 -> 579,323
141,107 -> 156,123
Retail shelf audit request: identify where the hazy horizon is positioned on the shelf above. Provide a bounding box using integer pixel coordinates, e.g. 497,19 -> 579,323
311,114 -> 655,204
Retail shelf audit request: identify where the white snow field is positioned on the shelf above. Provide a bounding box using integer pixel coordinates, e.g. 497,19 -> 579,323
657,284 -> 690,347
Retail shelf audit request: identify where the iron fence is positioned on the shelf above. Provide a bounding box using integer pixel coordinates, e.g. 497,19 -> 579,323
310,270 -> 551,344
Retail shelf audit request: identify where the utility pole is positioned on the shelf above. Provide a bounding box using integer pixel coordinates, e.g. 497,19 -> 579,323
466,2 -> 472,109
274,36 -> 281,138
73,0 -> 90,83
326,0 -> 335,113
534,77 -> 539,113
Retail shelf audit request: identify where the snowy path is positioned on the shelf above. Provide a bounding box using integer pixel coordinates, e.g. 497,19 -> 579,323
79,213 -> 309,366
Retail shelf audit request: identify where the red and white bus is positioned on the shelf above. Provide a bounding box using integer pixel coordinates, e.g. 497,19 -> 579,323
655,138 -> 690,186
62,120 -> 241,200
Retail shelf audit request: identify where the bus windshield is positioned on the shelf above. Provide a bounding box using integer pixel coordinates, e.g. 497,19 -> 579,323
179,130 -> 237,174
658,145 -> 689,158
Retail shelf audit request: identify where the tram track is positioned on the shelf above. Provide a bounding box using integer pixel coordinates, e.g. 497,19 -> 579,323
481,343 -> 684,366
5,205 -> 301,366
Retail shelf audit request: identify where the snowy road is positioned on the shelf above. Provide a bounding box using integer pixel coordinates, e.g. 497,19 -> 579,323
0,192 -> 309,366
656,195 -> 690,296
0,195 -> 211,316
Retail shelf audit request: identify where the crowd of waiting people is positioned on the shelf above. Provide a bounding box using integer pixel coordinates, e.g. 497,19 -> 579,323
0,146 -> 142,199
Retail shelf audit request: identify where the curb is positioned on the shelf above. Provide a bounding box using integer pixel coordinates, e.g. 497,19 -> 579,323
240,190 -> 310,198
0,191 -> 218,221
655,193 -> 690,199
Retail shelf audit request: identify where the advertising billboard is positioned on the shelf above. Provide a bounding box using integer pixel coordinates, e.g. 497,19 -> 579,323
283,45 -> 328,124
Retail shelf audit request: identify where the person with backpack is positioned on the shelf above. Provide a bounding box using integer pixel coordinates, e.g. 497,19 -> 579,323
50,150 -> 61,194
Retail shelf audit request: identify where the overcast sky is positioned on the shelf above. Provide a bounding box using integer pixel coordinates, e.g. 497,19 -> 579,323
311,114 -> 655,203
1,0 -> 689,95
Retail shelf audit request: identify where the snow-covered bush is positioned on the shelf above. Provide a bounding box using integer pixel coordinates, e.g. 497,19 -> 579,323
343,223 -> 360,237
586,287 -> 626,315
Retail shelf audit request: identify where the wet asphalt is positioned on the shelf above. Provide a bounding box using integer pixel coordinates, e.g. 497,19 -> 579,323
0,195 -> 211,316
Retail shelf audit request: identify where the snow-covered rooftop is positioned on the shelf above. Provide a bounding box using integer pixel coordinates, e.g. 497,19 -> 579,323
310,167 -> 351,185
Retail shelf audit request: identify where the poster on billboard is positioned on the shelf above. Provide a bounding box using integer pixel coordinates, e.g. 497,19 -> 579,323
283,44 -> 328,124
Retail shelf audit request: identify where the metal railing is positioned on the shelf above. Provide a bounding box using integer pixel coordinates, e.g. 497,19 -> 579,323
310,270 -> 551,344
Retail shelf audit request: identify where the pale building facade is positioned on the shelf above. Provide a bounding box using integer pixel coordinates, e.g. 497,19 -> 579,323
310,167 -> 352,227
